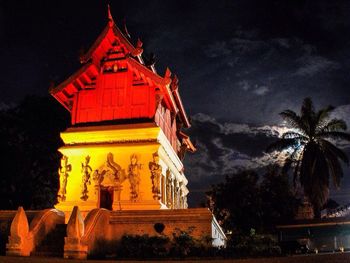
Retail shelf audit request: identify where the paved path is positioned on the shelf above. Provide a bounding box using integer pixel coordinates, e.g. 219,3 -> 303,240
1,253 -> 350,262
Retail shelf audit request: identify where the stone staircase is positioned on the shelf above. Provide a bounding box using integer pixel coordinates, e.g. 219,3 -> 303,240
31,224 -> 66,257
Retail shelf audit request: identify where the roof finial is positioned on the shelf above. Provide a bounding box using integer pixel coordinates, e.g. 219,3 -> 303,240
108,4 -> 114,27
122,18 -> 131,39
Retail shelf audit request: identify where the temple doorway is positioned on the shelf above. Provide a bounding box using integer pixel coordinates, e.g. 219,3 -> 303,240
99,187 -> 114,210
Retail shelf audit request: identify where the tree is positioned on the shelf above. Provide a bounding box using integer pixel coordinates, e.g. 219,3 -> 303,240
207,170 -> 261,234
267,97 -> 350,217
259,166 -> 299,229
207,167 -> 298,235
0,95 -> 69,209
207,167 -> 298,257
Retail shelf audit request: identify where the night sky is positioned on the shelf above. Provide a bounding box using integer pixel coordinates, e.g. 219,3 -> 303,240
1,0 -> 350,206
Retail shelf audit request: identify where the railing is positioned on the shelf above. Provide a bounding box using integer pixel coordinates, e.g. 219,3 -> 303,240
81,208 -> 110,251
6,207 -> 65,256
64,206 -> 110,259
29,208 -> 65,252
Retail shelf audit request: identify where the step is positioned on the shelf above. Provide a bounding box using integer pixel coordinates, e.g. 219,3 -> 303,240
31,224 -> 66,257
31,251 -> 63,257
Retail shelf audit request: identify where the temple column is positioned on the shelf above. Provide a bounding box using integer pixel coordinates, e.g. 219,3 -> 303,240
171,179 -> 175,209
179,188 -> 183,209
161,174 -> 166,204
166,170 -> 172,208
173,180 -> 177,209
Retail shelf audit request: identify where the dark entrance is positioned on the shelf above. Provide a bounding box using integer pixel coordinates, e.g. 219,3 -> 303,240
99,187 -> 114,210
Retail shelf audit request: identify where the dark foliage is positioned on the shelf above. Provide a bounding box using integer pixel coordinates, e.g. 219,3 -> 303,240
117,234 -> 170,258
0,95 -> 69,209
207,167 -> 299,234
322,199 -> 339,210
259,166 -> 300,230
91,232 -> 219,259
227,229 -> 281,258
207,170 -> 261,233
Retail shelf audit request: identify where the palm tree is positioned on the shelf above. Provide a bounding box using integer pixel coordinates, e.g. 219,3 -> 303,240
267,98 -> 350,217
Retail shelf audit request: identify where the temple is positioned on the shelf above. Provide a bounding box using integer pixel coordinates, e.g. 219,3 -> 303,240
1,6 -> 226,259
50,6 -> 196,213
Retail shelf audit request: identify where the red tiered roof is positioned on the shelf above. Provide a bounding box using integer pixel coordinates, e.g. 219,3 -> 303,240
50,6 -> 195,154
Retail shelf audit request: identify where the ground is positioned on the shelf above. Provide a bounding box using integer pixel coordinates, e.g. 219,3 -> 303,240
1,253 -> 350,263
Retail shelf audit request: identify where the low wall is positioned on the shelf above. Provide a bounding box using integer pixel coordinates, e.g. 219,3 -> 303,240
107,208 -> 213,239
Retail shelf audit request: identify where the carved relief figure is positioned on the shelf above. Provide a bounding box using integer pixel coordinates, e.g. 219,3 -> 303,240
166,169 -> 172,208
107,152 -> 124,184
92,170 -> 106,186
93,153 -> 124,187
81,156 -> 92,201
93,153 -> 126,203
58,155 -> 71,202
128,154 -> 142,201
149,152 -> 162,200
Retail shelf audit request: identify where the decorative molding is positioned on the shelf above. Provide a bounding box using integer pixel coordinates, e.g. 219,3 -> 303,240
61,124 -> 160,146
62,138 -> 157,146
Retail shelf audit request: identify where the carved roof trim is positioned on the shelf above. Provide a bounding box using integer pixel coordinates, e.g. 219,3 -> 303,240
80,22 -> 138,64
49,62 -> 95,95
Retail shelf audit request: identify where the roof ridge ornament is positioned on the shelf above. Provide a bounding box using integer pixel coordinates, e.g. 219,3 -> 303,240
164,67 -> 172,86
107,4 -> 114,27
131,38 -> 143,57
122,18 -> 132,39
171,75 -> 179,91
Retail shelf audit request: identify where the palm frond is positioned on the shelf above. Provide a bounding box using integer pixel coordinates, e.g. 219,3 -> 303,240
280,110 -> 308,135
316,105 -> 335,123
315,106 -> 335,131
266,138 -> 299,153
301,97 -> 315,119
324,150 -> 343,188
318,138 -> 349,165
317,119 -> 347,133
282,131 -> 308,141
300,98 -> 317,136
318,131 -> 350,142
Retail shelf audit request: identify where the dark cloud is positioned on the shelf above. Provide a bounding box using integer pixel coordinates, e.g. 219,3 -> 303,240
294,55 -> 339,76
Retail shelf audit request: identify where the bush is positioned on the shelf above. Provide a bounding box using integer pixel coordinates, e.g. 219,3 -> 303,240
117,234 -> 170,259
89,231 -> 221,259
225,229 -> 281,258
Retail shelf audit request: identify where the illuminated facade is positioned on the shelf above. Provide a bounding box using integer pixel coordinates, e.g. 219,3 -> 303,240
50,7 -> 195,215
